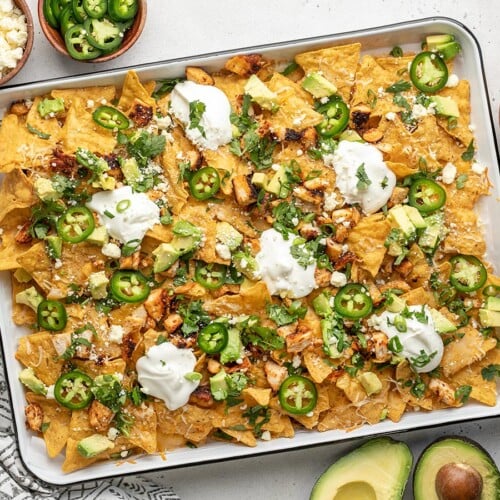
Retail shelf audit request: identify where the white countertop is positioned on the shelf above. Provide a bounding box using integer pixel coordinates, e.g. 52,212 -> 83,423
6,1 -> 500,498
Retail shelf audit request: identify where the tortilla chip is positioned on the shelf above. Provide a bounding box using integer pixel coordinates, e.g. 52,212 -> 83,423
0,169 -> 36,222
295,43 -> 361,102
443,207 -> 486,256
347,213 -> 391,277
26,392 -> 71,458
118,70 -> 156,111
125,402 -> 157,453
303,348 -> 334,383
52,85 -> 117,108
0,208 -> 33,271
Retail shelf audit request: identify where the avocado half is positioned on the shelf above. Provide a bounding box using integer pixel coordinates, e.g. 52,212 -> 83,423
310,437 -> 413,500
413,436 -> 500,500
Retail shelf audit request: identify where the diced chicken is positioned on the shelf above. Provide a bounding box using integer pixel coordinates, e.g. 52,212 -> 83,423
388,186 -> 409,207
428,378 -> 459,407
129,101 -> 153,127
15,221 -> 32,245
300,127 -> 318,150
232,175 -> 257,206
10,100 -> 30,115
299,223 -> 320,240
88,400 -> 115,432
25,403 -> 43,432
315,267 -> 332,288
185,66 -> 214,85
285,323 -> 313,353
163,313 -> 183,334
207,358 -> 221,374
144,288 -> 168,323
369,332 -> 391,362
394,259 -> 414,278
224,54 -> 266,77
331,208 -> 361,228
293,186 -> 323,205
303,177 -> 329,191
119,251 -> 141,270
189,385 -> 215,408
264,360 -> 288,391
325,238 -> 343,262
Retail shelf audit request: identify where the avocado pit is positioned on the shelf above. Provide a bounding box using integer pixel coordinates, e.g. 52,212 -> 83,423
435,462 -> 483,500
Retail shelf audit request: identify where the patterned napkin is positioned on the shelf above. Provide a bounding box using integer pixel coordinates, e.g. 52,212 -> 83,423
0,349 -> 180,500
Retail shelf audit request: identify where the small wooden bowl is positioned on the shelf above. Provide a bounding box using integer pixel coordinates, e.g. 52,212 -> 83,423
0,0 -> 34,85
38,0 -> 147,63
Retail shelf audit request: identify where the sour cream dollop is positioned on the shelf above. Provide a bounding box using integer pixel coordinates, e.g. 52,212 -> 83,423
325,140 -> 396,214
170,81 -> 232,150
86,185 -> 160,244
256,228 -> 316,299
136,342 -> 200,411
371,305 -> 444,373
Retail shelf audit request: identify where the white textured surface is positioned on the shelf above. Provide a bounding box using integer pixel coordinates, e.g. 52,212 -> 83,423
7,1 -> 500,498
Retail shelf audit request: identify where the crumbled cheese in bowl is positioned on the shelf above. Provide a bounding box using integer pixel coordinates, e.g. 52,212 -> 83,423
0,0 -> 28,79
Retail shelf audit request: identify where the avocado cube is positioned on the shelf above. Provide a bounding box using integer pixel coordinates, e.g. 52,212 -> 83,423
251,172 -> 269,189
34,177 -> 59,202
403,205 -> 427,229
77,434 -> 115,458
19,367 -> 47,396
426,34 -> 455,49
220,328 -> 243,365
37,97 -> 65,118
338,129 -> 363,142
479,308 -> 500,328
388,205 -> 416,237
232,251 -> 261,280
13,268 -> 32,283
485,296 -> 500,312
266,164 -> 288,197
244,74 -> 279,112
430,96 -> 460,118
385,293 -> 407,313
87,226 -> 109,246
428,307 -> 457,333
312,293 -> 333,318
216,222 -> 243,251
88,271 -> 109,300
153,243 -> 181,273
120,157 -> 142,188
209,369 -> 228,401
15,286 -> 44,312
358,372 -> 383,396
302,72 -> 337,98
45,235 -> 63,260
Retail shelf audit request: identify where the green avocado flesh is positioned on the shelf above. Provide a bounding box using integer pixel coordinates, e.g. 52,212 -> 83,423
310,437 -> 413,500
413,437 -> 500,500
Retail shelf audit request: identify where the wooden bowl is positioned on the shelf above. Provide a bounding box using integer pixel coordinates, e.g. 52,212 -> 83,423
0,0 -> 34,85
38,0 -> 147,63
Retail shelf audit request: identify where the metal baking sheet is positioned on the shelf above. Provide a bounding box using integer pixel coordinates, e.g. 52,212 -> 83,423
0,16 -> 499,485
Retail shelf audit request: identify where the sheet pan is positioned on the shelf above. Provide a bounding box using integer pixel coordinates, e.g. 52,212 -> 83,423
0,16 -> 499,485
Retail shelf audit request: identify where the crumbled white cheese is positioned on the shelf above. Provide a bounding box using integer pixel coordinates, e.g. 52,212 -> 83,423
330,271 -> 347,288
441,162 -> 457,184
412,103 -> 435,119
260,430 -> 271,441
109,325 -> 124,344
323,191 -> 339,212
215,242 -> 231,261
471,161 -> 486,174
0,0 -> 28,77
445,74 -> 459,88
102,242 -> 122,259
46,385 -> 55,400
108,427 -> 120,441
385,112 -> 396,121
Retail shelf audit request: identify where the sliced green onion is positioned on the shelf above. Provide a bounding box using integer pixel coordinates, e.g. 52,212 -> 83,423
116,199 -> 131,213
122,239 -> 141,256
104,210 -> 115,219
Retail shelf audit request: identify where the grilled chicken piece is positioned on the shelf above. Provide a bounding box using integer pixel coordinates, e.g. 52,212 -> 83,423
285,323 -> 313,353
129,101 -> 153,127
224,54 -> 266,77
15,221 -> 32,244
88,400 -> 115,432
428,378 -> 459,407
10,100 -> 31,115
189,385 -> 215,408
186,66 -> 214,85
163,313 -> 183,334
232,175 -> 257,206
369,332 -> 391,362
25,403 -> 43,432
264,360 -> 288,391
144,288 -> 169,323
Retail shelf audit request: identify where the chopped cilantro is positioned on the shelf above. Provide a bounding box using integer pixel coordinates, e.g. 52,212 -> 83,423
481,364 -> 500,381
266,300 -> 307,326
177,299 -> 211,336
385,80 -> 411,93
454,385 -> 472,404
356,163 -> 371,190
461,140 -> 475,161
189,100 -> 206,137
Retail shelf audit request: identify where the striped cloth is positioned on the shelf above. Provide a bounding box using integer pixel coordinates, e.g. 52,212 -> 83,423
0,350 -> 180,500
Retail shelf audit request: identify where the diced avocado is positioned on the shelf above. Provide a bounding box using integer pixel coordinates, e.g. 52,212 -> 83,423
45,235 -> 62,260
244,74 -> 279,112
413,436 -> 500,500
153,222 -> 202,273
358,372 -> 382,396
479,308 -> 500,328
216,222 -> 243,251
338,129 -> 364,142
77,434 -> 115,458
302,72 -> 337,98
426,34 -> 455,48
312,293 -> 333,318
15,286 -> 44,312
385,293 -> 406,313
484,296 -> 500,312
435,41 -> 461,62
310,437 -> 413,500
34,177 -> 59,201
265,164 -> 288,197
88,271 -> 109,300
388,205 -> 416,237
152,243 -> 181,273
428,308 -> 457,333
209,369 -> 228,401
13,268 -> 32,283
251,172 -> 269,189
220,327 -> 243,365
430,96 -> 460,118
418,224 -> 441,253
87,225 -> 109,246
95,173 -> 116,191
19,367 -> 47,396
120,157 -> 142,188
403,205 -> 427,229
37,97 -> 65,118
232,250 -> 260,280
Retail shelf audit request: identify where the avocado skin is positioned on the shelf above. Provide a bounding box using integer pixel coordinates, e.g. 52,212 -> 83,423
309,436 -> 413,500
414,436 -> 500,500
